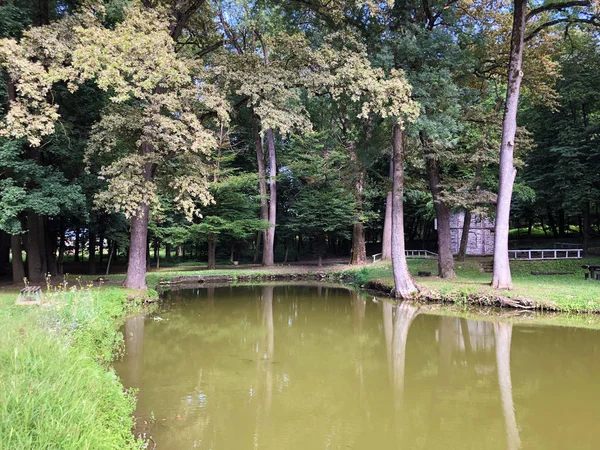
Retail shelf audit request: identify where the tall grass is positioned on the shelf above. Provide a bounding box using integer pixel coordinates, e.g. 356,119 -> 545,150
0,284 -> 142,450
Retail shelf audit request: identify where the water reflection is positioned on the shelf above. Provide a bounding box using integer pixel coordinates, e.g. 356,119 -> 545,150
114,285 -> 600,450
494,321 -> 521,450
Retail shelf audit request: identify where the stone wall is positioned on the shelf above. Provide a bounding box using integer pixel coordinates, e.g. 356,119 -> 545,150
449,211 -> 494,256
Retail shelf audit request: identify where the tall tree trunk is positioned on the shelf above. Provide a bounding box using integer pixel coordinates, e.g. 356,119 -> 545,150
11,234 -> 25,284
423,139 -> 455,278
207,232 -> 216,270
583,201 -> 591,255
382,158 -> 394,260
123,203 -> 150,289
27,212 -> 44,283
457,210 -> 472,262
350,147 -> 367,265
165,243 -> 171,259
263,128 -> 277,266
492,0 -> 527,290
391,125 -> 418,298
253,114 -> 272,266
88,231 -> 96,275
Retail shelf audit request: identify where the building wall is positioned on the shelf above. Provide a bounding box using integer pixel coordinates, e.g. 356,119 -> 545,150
449,211 -> 494,256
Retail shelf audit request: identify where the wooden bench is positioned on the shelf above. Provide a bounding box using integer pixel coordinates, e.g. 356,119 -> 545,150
16,286 -> 43,305
582,265 -> 600,281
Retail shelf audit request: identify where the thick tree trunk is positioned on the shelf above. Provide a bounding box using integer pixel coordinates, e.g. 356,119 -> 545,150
253,114 -> 272,266
27,212 -> 44,283
123,203 -> 150,289
423,143 -> 455,278
457,210 -> 472,262
11,234 -> 25,284
350,147 -> 367,265
165,243 -> 171,259
391,125 -> 418,298
382,158 -> 394,260
88,231 -> 96,275
492,0 -> 527,290
207,232 -> 216,270
263,128 -> 277,266
351,223 -> 367,265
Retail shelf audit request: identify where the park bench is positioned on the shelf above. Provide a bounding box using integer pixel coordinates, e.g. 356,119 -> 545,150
16,286 -> 43,305
582,265 -> 600,280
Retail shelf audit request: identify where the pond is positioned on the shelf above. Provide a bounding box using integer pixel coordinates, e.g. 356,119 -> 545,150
114,284 -> 600,450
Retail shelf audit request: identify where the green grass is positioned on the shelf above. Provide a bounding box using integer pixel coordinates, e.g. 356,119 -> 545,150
344,257 -> 600,313
0,283 -> 149,450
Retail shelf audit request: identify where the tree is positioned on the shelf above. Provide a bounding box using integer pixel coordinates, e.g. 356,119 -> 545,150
492,0 -> 598,289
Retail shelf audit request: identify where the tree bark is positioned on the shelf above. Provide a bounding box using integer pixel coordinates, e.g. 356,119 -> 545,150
88,231 -> 96,275
391,125 -> 418,298
123,203 -> 150,289
382,158 -> 394,260
253,114 -> 272,266
423,140 -> 455,278
207,232 -> 216,270
27,212 -> 44,283
165,243 -> 171,259
350,147 -> 367,265
492,0 -> 527,290
263,128 -> 277,266
457,210 -> 472,261
11,234 -> 25,284
99,234 -> 104,265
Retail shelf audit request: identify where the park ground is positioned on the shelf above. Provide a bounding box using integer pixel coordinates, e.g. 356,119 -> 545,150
1,256 -> 600,449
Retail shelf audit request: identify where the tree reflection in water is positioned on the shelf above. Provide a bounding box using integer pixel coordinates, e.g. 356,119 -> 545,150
391,301 -> 420,409
494,321 -> 521,450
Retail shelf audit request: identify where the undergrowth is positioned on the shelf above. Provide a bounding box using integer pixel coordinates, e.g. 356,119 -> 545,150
0,283 -> 144,450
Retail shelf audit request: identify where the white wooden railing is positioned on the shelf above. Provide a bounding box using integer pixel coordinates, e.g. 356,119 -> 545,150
371,249 -> 439,263
405,249 -> 438,259
508,249 -> 582,260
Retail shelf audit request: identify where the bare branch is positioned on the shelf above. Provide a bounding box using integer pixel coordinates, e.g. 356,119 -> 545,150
526,1 -> 591,21
525,16 -> 600,41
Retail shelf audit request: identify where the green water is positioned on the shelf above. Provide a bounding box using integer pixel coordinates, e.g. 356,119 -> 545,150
114,284 -> 600,450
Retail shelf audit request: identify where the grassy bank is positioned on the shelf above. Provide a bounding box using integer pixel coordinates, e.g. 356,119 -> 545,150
348,257 -> 600,312
0,283 -> 150,450
129,257 -> 600,313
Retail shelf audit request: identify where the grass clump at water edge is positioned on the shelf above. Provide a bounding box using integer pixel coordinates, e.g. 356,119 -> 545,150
0,283 -> 146,450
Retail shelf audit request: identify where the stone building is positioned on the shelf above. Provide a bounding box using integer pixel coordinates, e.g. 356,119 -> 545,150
449,210 -> 495,256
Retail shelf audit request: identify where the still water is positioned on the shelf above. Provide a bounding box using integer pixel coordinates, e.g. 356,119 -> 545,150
114,284 -> 600,450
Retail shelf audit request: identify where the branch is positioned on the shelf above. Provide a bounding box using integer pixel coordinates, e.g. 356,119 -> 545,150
526,1 -> 591,21
525,16 -> 600,41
